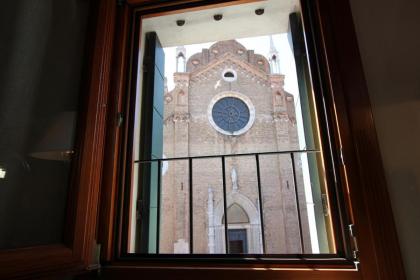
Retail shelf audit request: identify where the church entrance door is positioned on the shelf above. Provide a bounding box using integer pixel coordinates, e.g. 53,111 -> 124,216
228,229 -> 248,254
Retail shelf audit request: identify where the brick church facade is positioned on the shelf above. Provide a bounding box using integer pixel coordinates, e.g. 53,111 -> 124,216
160,39 -> 311,254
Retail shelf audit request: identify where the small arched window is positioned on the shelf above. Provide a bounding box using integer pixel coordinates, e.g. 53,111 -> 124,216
222,69 -> 237,82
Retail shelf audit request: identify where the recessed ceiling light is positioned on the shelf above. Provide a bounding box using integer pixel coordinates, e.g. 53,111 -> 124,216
255,8 -> 265,15
213,14 -> 223,21
176,20 -> 185,26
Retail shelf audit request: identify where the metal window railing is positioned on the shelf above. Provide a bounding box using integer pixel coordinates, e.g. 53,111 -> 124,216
135,149 -> 320,254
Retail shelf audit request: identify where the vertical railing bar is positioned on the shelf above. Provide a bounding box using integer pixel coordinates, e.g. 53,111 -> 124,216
156,159 -> 162,254
221,156 -> 229,254
255,154 -> 266,254
290,153 -> 305,254
189,158 -> 194,254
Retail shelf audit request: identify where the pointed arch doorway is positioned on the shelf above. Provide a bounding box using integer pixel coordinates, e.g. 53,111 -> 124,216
210,191 -> 263,254
223,204 -> 249,254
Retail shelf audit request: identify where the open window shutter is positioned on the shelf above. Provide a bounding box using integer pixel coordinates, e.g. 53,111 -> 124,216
288,13 -> 333,253
138,32 -> 165,253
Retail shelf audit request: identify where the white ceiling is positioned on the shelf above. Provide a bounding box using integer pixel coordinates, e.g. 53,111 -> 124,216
141,0 -> 300,47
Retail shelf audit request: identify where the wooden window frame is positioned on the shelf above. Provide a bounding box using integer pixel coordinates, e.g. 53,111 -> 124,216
97,0 -> 405,279
115,0 -> 355,264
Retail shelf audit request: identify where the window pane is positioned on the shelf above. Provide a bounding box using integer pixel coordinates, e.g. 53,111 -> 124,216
0,1 -> 89,249
128,0 -> 337,255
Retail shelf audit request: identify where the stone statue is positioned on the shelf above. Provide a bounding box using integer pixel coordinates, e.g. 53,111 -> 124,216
231,167 -> 238,191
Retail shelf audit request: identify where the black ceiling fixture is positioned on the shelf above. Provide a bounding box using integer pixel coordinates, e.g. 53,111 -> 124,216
213,14 -> 223,21
255,8 -> 265,15
176,19 -> 185,26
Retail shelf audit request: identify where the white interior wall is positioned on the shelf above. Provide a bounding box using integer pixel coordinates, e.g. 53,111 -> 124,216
349,1 -> 420,279
142,0 -> 298,47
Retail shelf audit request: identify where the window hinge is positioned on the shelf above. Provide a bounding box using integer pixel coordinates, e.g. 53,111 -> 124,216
117,112 -> 124,127
349,224 -> 360,263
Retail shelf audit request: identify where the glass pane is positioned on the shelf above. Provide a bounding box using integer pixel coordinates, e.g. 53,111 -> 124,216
129,0 -> 336,255
0,1 -> 89,249
160,159 -> 191,254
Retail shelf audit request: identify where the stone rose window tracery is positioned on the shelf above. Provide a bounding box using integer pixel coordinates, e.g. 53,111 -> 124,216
212,97 -> 250,133
208,92 -> 255,136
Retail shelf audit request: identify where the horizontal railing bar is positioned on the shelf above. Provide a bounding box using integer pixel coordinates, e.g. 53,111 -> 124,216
134,149 -> 320,163
121,253 -> 344,258
119,253 -> 354,263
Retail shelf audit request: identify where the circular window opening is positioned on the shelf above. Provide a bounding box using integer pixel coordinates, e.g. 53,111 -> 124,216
212,97 -> 249,134
208,92 -> 255,136
222,69 -> 237,82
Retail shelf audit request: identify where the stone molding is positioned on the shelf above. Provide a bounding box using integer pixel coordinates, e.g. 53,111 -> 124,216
212,191 -> 262,253
191,52 -> 268,83
164,112 -> 190,124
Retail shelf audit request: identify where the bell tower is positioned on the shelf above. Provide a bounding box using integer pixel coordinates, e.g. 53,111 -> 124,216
175,46 -> 186,72
268,35 -> 281,74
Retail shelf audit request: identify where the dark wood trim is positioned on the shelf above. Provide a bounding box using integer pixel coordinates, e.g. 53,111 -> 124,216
101,265 -> 360,280
0,245 -> 81,279
311,0 -> 405,279
99,2 -> 131,262
69,0 -> 117,269
127,0 -> 261,10
135,0 -> 263,18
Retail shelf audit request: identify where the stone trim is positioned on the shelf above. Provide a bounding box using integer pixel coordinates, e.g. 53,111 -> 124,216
212,192 -> 262,254
192,52 -> 269,82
